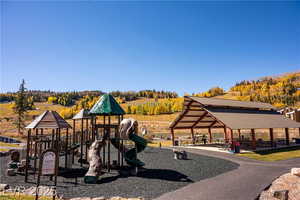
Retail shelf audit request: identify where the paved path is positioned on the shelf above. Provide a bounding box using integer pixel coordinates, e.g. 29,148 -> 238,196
155,148 -> 300,200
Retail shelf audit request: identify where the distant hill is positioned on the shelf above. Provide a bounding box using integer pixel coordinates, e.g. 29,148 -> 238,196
196,72 -> 300,108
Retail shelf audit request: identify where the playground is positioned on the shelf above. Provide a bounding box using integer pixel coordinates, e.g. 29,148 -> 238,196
0,94 -> 239,199
0,147 -> 238,199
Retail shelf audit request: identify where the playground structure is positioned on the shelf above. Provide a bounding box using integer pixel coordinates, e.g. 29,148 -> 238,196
24,110 -> 72,183
84,94 -> 147,183
72,109 -> 92,166
22,94 -> 147,184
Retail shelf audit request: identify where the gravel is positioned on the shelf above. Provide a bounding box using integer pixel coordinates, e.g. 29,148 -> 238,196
0,147 -> 239,199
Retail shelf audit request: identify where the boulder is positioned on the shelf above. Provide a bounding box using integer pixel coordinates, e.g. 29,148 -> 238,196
6,169 -> 16,176
20,159 -> 26,167
110,197 -> 124,200
0,184 -> 9,192
291,168 -> 300,177
92,197 -> 105,200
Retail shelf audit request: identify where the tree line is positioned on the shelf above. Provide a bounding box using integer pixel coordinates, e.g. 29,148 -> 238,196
124,98 -> 183,115
193,87 -> 225,98
229,72 -> 300,107
1,89 -> 178,106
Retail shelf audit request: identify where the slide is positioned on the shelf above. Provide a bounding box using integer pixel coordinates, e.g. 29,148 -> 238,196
111,133 -> 147,167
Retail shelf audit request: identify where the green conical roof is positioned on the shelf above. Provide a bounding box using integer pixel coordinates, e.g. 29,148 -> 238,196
89,94 -> 125,116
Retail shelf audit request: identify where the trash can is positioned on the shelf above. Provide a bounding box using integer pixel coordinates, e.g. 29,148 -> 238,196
174,140 -> 179,146
230,142 -> 235,151
234,142 -> 240,153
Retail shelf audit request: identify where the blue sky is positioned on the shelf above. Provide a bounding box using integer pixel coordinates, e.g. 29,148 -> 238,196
1,1 -> 299,95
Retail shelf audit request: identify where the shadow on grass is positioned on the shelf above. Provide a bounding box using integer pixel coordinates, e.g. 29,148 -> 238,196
254,146 -> 300,155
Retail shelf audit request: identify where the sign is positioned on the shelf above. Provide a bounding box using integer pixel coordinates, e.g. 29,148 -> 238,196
41,151 -> 56,175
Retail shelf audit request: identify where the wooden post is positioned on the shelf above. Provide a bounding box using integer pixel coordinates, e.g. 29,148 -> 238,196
91,116 -> 94,141
72,120 -> 75,164
191,128 -> 195,144
51,129 -> 55,148
41,129 -> 46,149
85,118 -> 89,161
285,128 -> 290,146
238,129 -> 241,141
224,127 -> 228,143
86,118 -> 89,142
230,129 -> 234,142
94,116 -> 97,139
25,129 -> 31,182
117,115 -> 121,166
58,128 -> 61,142
34,129 -> 38,172
251,129 -> 256,150
121,139 -> 124,167
103,116 -> 106,168
208,128 -> 212,143
56,128 -> 60,161
108,116 -> 111,172
121,114 -> 124,167
65,128 -> 69,169
269,128 -> 274,147
80,118 -> 84,167
171,128 -> 175,146
39,129 -> 43,157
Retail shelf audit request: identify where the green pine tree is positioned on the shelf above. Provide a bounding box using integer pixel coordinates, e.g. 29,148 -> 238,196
13,79 -> 29,134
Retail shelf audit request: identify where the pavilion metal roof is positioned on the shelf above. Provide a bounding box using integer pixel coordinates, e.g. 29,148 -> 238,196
188,96 -> 276,110
26,110 -> 72,129
170,96 -> 300,130
89,94 -> 125,116
72,109 -> 91,120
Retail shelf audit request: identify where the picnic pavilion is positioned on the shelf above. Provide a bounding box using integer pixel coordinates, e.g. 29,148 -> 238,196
170,96 -> 300,150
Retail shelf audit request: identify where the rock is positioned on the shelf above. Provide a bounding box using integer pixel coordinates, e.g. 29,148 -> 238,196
92,197 -> 105,200
291,168 -> 300,177
128,198 -> 144,200
259,173 -> 300,200
6,169 -> 16,176
273,190 -> 288,200
0,184 -> 9,191
92,197 -> 106,200
20,159 -> 26,167
69,198 -> 92,200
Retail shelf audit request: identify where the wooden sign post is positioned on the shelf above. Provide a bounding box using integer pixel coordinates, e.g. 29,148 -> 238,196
36,149 -> 58,200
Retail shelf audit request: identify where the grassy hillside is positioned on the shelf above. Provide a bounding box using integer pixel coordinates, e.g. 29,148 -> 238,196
0,100 -> 179,139
225,72 -> 300,108
0,102 -> 67,139
196,72 -> 300,108
1,71 -> 299,140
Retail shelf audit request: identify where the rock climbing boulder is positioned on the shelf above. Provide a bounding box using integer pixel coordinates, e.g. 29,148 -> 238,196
291,168 -> 300,177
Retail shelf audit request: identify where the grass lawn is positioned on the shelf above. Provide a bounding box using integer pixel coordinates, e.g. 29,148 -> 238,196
0,142 -> 20,148
148,140 -> 173,148
0,148 -> 9,152
238,146 -> 300,161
